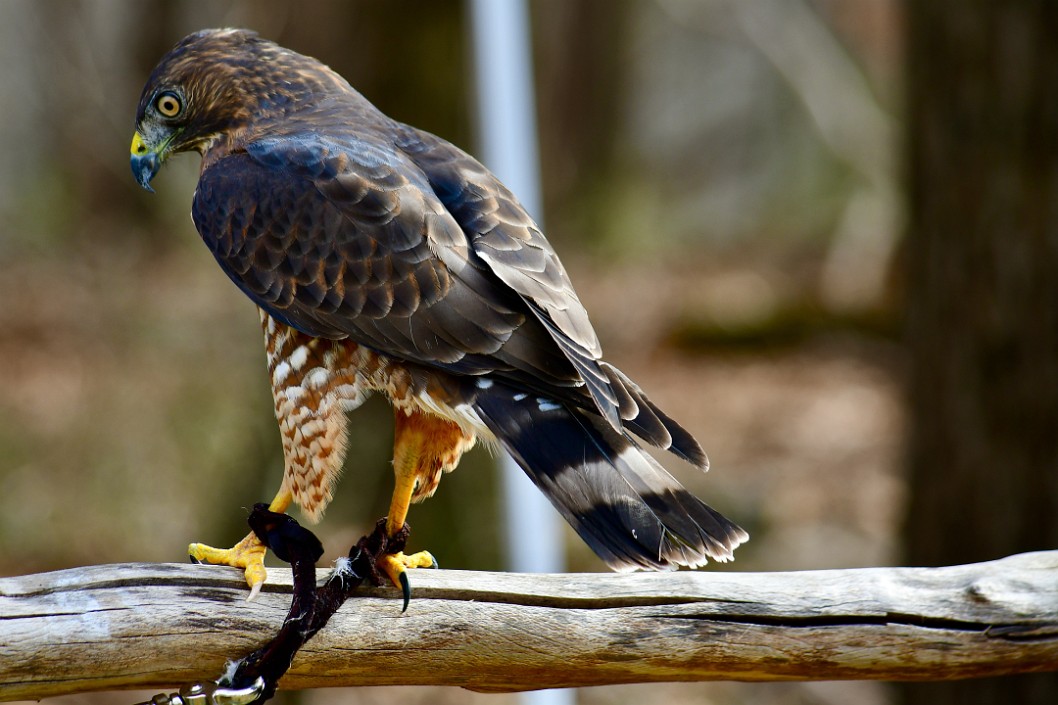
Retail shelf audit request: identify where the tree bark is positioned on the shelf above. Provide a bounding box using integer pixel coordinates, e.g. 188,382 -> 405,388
903,2 -> 1058,703
2,556 -> 1057,701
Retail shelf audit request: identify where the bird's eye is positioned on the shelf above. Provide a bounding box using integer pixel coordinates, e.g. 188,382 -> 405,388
155,91 -> 183,118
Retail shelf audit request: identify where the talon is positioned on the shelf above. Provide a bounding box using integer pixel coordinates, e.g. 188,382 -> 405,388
377,553 -> 406,590
398,571 -> 411,613
378,554 -> 412,612
377,550 -> 435,610
188,532 -> 269,596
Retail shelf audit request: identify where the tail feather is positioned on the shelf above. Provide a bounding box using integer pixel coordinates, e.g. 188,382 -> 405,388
471,382 -> 746,570
600,362 -> 709,469
528,305 -> 704,471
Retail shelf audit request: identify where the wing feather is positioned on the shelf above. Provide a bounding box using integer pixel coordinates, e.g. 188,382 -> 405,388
394,125 -> 627,426
192,127 -> 704,463
192,134 -> 581,389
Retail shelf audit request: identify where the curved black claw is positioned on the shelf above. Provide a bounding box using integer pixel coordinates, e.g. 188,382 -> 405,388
399,571 -> 411,613
189,554 -> 202,565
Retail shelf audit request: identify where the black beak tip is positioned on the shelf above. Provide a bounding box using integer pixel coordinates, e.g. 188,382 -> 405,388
131,153 -> 159,193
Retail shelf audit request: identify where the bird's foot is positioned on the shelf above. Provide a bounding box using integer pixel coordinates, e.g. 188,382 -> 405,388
355,519 -> 435,611
378,550 -> 437,606
189,531 -> 269,601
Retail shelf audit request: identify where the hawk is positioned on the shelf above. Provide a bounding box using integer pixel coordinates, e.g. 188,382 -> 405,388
131,29 -> 747,598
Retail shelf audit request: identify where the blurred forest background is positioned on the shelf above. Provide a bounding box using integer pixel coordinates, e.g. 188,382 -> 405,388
1,2 -> 1054,705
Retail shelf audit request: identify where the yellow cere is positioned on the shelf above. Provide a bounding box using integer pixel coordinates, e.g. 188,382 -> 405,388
131,132 -> 148,156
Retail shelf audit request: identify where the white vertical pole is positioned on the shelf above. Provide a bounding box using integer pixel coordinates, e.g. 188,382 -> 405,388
466,0 -> 564,576
467,1 -> 574,704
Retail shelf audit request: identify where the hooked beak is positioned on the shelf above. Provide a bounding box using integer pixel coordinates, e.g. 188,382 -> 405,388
130,131 -> 163,192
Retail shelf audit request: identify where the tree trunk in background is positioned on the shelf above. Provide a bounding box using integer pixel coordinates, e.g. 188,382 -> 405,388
902,2 -> 1058,703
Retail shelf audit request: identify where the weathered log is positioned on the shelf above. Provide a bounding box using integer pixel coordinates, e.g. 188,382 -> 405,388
1,551 -> 1057,700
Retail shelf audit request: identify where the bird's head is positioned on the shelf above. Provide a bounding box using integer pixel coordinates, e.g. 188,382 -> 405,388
131,28 -> 340,191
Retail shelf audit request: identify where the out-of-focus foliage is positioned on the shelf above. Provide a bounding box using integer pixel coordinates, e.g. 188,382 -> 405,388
0,0 -> 901,597
0,0 -> 487,574
0,2 -> 903,703
0,0 -> 901,564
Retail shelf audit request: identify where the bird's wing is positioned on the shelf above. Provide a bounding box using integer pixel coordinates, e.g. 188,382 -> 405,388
394,127 -> 706,465
191,133 -> 587,397
193,130 -> 705,465
393,125 -> 622,427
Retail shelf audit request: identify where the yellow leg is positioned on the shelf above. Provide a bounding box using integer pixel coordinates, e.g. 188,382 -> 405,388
385,456 -> 418,537
189,489 -> 293,600
378,414 -> 439,593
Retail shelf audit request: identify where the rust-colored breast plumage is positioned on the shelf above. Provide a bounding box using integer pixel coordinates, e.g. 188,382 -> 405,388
261,309 -> 478,519
262,309 -> 371,518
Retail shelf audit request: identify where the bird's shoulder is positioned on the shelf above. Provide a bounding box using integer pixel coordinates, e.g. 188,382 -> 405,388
192,119 -> 621,424
390,122 -> 603,359
203,123 -> 602,363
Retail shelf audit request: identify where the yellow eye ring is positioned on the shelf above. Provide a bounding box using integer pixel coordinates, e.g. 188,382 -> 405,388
155,91 -> 183,118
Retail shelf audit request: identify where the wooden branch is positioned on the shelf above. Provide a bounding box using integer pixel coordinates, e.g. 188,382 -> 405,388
2,551 -> 1057,700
